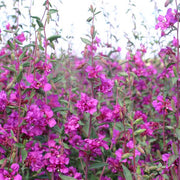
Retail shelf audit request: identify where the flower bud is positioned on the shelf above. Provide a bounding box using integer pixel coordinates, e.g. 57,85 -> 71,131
90,25 -> 94,37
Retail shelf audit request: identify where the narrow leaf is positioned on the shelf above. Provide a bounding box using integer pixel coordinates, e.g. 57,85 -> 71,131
122,164 -> 133,180
47,35 -> 61,42
21,149 -> 27,161
59,174 -> 76,180
14,143 -> 24,148
80,37 -> 91,45
134,129 -> 146,136
88,162 -> 108,170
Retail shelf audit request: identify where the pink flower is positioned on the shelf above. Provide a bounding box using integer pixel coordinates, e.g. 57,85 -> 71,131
6,23 -> 11,30
16,32 -> 26,43
76,93 -> 98,114
85,65 -> 103,79
96,74 -> 114,94
115,148 -> 123,160
162,153 -> 171,162
117,46 -> 121,52
172,36 -> 179,47
127,140 -> 134,149
152,95 -> 173,114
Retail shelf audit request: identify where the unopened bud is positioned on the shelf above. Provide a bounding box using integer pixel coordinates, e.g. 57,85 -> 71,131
90,5 -> 93,11
47,13 -> 50,24
11,53 -> 15,60
90,25 -> 94,37
19,65 -> 23,72
137,145 -> 145,154
38,32 -> 41,42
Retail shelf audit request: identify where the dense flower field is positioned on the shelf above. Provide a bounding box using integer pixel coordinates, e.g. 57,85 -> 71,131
0,0 -> 180,179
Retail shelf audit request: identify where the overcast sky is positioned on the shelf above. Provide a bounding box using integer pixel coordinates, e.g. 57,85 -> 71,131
1,0 -> 169,58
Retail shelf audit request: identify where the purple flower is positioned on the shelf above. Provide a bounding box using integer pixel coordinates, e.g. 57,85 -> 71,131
162,153 -> 170,162
96,106 -> 113,123
85,65 -> 103,79
107,157 -> 122,173
96,74 -> 114,94
0,90 -> 7,112
76,93 -> 98,114
64,115 -> 80,135
152,95 -> 173,114
134,111 -> 147,122
79,138 -> 109,159
16,32 -> 26,43
11,163 -> 19,175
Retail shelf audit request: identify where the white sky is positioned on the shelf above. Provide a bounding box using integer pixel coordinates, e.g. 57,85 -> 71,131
0,0 -> 170,59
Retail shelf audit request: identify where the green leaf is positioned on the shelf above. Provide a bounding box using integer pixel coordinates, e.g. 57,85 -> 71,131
23,62 -> 30,67
0,159 -> 6,165
47,35 -> 61,42
166,62 -> 175,69
15,38 -> 23,45
88,162 -> 108,170
122,164 -> 133,180
94,11 -> 101,16
170,167 -> 178,180
49,9 -> 58,15
7,40 -> 15,50
14,143 -> 25,148
173,66 -> 178,77
118,72 -> 128,77
172,142 -> 178,156
134,129 -> 146,136
11,130 -> 15,137
3,65 -> 16,73
36,19 -> 44,27
59,174 -> 76,180
53,107 -> 69,113
87,17 -> 93,22
31,16 -> 40,20
133,118 -> 143,125
130,72 -> 139,79
175,128 -> 180,140
80,37 -> 91,45
172,77 -> 178,85
168,155 -> 178,167
121,153 -> 133,160
0,54 -> 8,59
16,71 -> 23,82
19,49 -> 27,61
21,149 -> 27,161
52,125 -> 62,134
63,142 -> 70,149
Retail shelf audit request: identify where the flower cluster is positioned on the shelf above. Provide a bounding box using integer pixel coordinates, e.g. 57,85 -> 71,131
76,92 -> 98,114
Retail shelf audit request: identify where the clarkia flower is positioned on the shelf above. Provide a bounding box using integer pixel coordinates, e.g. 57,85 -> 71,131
76,93 -> 98,114
85,65 -> 103,79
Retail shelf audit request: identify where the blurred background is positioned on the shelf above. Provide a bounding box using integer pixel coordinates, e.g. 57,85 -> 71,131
0,0 -> 172,59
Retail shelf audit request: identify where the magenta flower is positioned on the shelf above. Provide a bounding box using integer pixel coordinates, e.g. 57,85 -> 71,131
107,157 -> 122,173
117,46 -> 121,52
64,115 -> 80,135
79,138 -> 109,159
126,140 -> 134,149
16,32 -> 26,43
85,65 -> 103,79
6,23 -> 11,30
162,153 -> 171,162
172,36 -> 179,47
76,93 -> 98,114
115,148 -> 123,161
0,90 -> 7,112
152,95 -> 173,114
155,8 -> 178,36
96,74 -> 114,94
